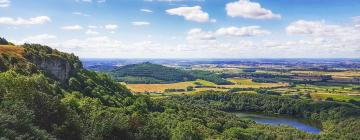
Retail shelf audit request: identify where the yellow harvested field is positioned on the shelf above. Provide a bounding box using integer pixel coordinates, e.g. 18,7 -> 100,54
127,78 -> 288,93
127,81 -> 194,92
224,78 -> 288,88
291,70 -> 360,77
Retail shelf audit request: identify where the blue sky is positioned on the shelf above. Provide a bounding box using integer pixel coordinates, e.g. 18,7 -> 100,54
1,0 -> 360,58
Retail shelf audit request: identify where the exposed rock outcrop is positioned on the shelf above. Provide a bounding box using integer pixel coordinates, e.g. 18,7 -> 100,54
31,55 -> 73,82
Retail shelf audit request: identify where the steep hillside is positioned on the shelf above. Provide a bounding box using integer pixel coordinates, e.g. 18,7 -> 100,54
0,43 -> 131,104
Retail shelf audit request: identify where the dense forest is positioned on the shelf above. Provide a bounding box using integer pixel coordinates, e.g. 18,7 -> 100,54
109,62 -> 195,83
109,63 -> 232,85
0,38 -> 359,140
172,91 -> 360,139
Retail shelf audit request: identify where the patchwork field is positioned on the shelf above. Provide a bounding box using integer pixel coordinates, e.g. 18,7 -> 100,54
127,78 -> 288,93
127,81 -> 194,93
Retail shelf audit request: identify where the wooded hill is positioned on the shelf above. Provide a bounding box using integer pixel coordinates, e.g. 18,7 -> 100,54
109,62 -> 233,85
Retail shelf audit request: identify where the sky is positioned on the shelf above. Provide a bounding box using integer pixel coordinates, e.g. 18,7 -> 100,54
0,0 -> 360,58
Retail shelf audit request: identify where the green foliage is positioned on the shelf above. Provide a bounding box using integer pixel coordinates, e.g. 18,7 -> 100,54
0,37 -> 10,45
110,62 -> 195,83
68,70 -> 131,106
172,91 -> 360,139
189,70 -> 234,85
116,76 -> 166,84
0,40 -> 358,140
171,120 -> 203,140
186,86 -> 194,91
109,63 -> 233,85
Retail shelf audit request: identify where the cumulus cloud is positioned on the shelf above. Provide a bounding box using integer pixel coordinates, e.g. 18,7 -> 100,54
280,19 -> 360,57
0,16 -> 51,25
285,20 -> 355,39
286,20 -> 327,35
186,28 -> 216,43
0,0 -> 10,8
186,26 -> 270,43
140,9 -> 153,13
216,26 -> 270,37
105,24 -> 118,30
132,21 -> 150,26
226,0 -> 281,20
166,6 -> 212,23
61,25 -> 83,30
85,29 -> 99,35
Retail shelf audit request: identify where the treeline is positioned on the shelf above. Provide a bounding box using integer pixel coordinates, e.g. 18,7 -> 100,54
189,70 -> 233,85
172,91 -> 360,139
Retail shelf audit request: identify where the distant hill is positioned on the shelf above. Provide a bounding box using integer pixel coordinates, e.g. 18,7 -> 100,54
110,62 -> 195,83
109,62 -> 233,85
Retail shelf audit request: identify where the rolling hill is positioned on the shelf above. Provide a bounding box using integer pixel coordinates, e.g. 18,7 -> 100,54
109,62 -> 233,85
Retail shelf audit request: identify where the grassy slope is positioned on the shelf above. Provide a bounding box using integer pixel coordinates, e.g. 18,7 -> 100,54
0,45 -> 24,59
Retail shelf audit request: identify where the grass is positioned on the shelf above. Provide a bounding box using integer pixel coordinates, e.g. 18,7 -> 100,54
311,93 -> 360,101
194,79 -> 217,86
225,78 -> 288,88
0,45 -> 24,59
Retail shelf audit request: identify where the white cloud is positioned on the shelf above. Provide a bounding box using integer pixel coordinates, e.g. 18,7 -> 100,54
352,16 -> 360,23
21,34 -> 57,45
140,9 -> 153,13
72,12 -> 91,17
85,29 -> 99,35
187,28 -> 216,43
226,0 -> 281,20
61,25 -> 83,30
0,0 -> 10,8
0,16 -> 51,25
286,20 -> 326,35
105,24 -> 118,30
132,21 -> 150,26
166,6 -> 211,23
88,25 -> 98,29
216,26 -> 270,37
285,20 -> 356,39
280,19 -> 360,58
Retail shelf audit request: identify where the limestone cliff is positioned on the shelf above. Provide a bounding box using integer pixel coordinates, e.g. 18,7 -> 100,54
30,55 -> 73,82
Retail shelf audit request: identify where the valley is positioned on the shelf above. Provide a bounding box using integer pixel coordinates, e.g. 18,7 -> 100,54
86,59 -> 360,103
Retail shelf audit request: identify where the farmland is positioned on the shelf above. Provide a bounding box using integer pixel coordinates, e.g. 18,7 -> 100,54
103,59 -> 360,103
127,78 -> 287,93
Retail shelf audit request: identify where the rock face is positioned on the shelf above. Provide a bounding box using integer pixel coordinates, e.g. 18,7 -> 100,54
31,56 -> 73,82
